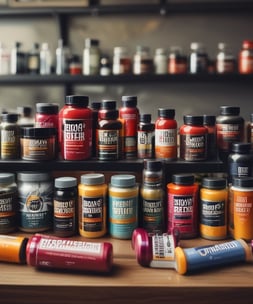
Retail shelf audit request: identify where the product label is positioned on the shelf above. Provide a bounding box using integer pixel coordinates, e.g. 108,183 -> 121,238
109,195 -> 138,239
54,199 -> 75,232
155,129 -> 177,159
63,118 -> 91,160
1,129 -> 18,159
216,123 -> 243,151
168,193 -> 198,237
0,191 -> 16,231
80,196 -> 104,232
142,198 -> 163,233
98,129 -> 120,160
180,134 -> 206,161
229,162 -> 251,179
137,130 -> 154,158
22,138 -> 54,160
200,199 -> 225,227
150,234 -> 175,268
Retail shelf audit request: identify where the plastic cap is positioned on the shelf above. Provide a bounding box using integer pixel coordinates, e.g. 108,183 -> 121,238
203,115 -> 216,126
220,106 -> 240,115
122,96 -> 137,107
172,174 -> 195,185
158,108 -> 175,119
1,113 -> 19,123
111,174 -> 136,187
202,177 -> 227,189
36,103 -> 59,114
140,114 -> 152,123
17,172 -> 51,182
81,173 -> 105,185
0,173 -> 15,184
101,100 -> 117,110
55,177 -> 77,188
65,95 -> 89,107
231,142 -> 252,153
131,228 -> 152,267
144,159 -> 163,172
183,115 -> 203,126
232,177 -> 253,188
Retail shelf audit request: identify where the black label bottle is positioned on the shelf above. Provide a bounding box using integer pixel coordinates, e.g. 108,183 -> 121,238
137,114 -> 155,159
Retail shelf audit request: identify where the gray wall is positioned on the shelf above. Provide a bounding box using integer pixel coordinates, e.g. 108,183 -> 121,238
0,2 -> 252,125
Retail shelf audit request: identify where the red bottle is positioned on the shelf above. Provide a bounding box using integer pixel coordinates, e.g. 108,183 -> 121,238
59,95 -> 92,160
119,95 -> 139,159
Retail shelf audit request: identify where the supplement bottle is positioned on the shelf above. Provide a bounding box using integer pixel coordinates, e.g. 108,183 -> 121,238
239,40 -> 253,74
137,114 -> 155,159
200,177 -> 228,240
60,95 -> 92,160
17,171 -> 53,233
0,113 -> 19,159
216,42 -> 236,74
119,95 -> 139,159
154,48 -> 168,74
179,115 -> 207,161
203,114 -> 217,160
112,46 -> 132,75
27,42 -> 40,74
141,159 -> 164,233
167,174 -> 199,239
168,46 -> 188,74
35,103 -> 59,129
54,176 -> 78,237
78,173 -> 107,238
133,46 -> 154,75
0,235 -> 28,264
109,174 -> 139,239
227,142 -> 253,184
10,41 -> 26,74
39,42 -> 51,75
155,108 -> 177,160
189,42 -> 208,74
0,173 -> 17,234
82,38 -> 100,75
216,106 -> 245,162
97,100 -> 123,160
231,177 -> 253,241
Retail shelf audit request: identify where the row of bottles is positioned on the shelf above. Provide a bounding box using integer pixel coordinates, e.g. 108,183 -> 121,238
1,39 -> 253,76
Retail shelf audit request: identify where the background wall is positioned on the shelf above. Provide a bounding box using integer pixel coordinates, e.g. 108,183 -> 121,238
0,1 -> 252,125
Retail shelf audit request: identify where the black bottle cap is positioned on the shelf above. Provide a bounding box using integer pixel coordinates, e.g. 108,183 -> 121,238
220,106 -> 240,115
122,96 -> 137,107
202,177 -> 227,189
1,113 -> 19,123
101,100 -> 117,110
183,115 -> 203,126
232,177 -> 253,188
65,95 -> 89,107
172,174 -> 195,185
158,108 -> 175,119
140,114 -> 152,123
36,103 -> 59,115
144,159 -> 163,171
231,142 -> 252,153
90,101 -> 101,111
203,115 -> 216,126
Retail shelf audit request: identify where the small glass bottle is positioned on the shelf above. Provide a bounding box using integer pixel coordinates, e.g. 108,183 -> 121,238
0,42 -> 10,75
27,42 -> 40,74
189,42 -> 208,74
137,114 -> 155,159
55,39 -> 68,75
10,42 -> 26,74
216,42 -> 236,74
239,40 -> 253,74
0,113 -> 19,159
112,46 -> 132,75
133,46 -> 154,75
54,176 -> 78,237
69,54 -> 82,75
154,48 -> 168,74
168,46 -> 188,74
82,38 -> 100,75
40,42 -> 51,75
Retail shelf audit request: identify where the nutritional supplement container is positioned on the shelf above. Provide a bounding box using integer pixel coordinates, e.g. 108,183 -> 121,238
35,103 -> 59,129
112,46 -> 132,75
0,235 -> 28,264
137,114 -> 155,159
239,40 -> 253,74
78,173 -> 107,238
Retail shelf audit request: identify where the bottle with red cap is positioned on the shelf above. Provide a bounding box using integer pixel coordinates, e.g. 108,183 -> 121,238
239,40 -> 253,74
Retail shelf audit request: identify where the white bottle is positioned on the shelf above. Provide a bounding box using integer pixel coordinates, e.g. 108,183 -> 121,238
10,42 -> 22,75
0,42 -> 10,75
154,48 -> 168,74
40,42 -> 51,75
56,39 -> 67,75
82,38 -> 100,75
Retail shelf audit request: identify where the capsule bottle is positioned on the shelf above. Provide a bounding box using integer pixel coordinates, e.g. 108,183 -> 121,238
137,114 -> 155,159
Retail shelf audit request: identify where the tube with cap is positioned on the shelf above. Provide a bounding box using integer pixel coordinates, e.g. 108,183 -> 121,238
0,235 -> 28,264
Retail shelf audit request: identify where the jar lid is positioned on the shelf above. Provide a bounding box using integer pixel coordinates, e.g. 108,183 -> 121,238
203,115 -> 216,126
111,174 -> 136,187
183,115 -> 203,126
81,173 -> 105,185
101,100 -> 117,110
131,228 -> 152,267
55,176 -> 77,188
158,108 -> 175,119
140,114 -> 151,123
1,113 -> 19,123
99,109 -> 119,120
220,106 -> 240,115
0,173 -> 15,184
65,95 -> 89,107
36,103 -> 59,115
90,101 -> 101,111
232,177 -> 253,188
231,142 -> 252,153
172,174 -> 195,185
17,106 -> 33,117
144,159 -> 163,172
202,177 -> 227,189
17,171 -> 51,182
122,96 -> 137,107
21,127 -> 56,137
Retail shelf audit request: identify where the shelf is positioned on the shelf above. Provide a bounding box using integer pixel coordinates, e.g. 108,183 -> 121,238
0,74 -> 252,86
1,233 -> 253,304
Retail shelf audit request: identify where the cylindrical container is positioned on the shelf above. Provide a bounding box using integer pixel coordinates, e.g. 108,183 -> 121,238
112,46 -> 132,75
200,177 -> 228,240
119,95 -> 139,159
168,46 -> 188,74
20,127 -> 56,161
54,177 -> 78,237
60,95 -> 92,160
82,38 -> 100,75
0,173 -> 17,234
216,106 -> 245,162
189,42 -> 208,74
137,114 -> 155,159
39,42 -> 51,75
0,235 -> 28,264
131,228 -> 177,268
231,177 -> 253,241
141,160 -> 164,233
239,40 -> 253,74
175,238 -> 252,275
216,42 -> 236,74
109,174 -> 139,239
17,172 -> 53,233
0,113 -> 19,159
78,173 -> 107,238
97,100 -> 123,160
154,48 -> 168,74
203,115 -> 217,160
69,54 -> 82,75
155,108 -> 177,160
26,234 -> 113,273
133,46 -> 154,75
179,115 -> 207,161
90,101 -> 101,158
167,174 -> 199,239
228,142 -> 253,184
35,103 -> 59,129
